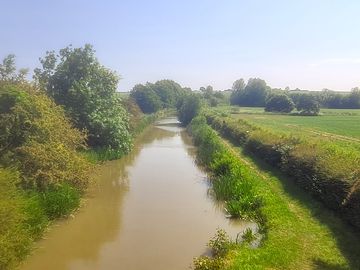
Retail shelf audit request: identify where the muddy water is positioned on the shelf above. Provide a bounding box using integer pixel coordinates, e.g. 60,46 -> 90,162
21,118 -> 254,270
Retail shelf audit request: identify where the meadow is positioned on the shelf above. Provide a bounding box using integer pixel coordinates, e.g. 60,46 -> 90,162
213,106 -> 360,151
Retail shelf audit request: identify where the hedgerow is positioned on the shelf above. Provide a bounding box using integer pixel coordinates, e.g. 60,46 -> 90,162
188,114 -> 360,269
204,111 -> 360,230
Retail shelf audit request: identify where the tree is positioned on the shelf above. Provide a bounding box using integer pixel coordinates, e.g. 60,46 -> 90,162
232,79 -> 245,91
296,94 -> 320,115
152,80 -> 184,107
265,94 -> 295,113
347,88 -> 360,108
178,94 -> 201,126
130,83 -> 162,113
230,78 -> 270,107
230,78 -> 245,105
242,78 -> 269,107
0,55 -> 28,83
34,44 -> 132,155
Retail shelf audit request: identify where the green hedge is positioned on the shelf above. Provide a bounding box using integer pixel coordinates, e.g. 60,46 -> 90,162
204,111 -> 360,230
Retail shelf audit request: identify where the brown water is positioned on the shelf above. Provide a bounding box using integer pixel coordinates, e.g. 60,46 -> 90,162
21,118 -> 254,270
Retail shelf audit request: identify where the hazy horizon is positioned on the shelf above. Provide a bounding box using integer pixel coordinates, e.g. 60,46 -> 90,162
2,0 -> 360,92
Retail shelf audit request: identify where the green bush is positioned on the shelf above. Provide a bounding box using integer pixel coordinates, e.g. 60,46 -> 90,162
0,83 -> 91,190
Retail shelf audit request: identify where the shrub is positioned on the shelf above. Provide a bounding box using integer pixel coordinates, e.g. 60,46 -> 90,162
0,83 -> 91,190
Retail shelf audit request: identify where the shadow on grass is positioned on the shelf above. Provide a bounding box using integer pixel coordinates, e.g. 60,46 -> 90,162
313,259 -> 351,270
217,131 -> 360,269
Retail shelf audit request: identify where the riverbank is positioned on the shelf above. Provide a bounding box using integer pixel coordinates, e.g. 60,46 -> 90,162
188,115 -> 360,269
20,117 -> 251,270
0,109 -> 165,270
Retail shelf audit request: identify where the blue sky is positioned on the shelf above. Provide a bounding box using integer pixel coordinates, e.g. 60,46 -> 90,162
1,0 -> 360,91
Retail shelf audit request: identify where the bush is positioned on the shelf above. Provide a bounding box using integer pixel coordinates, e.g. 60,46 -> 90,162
0,83 -> 91,190
265,94 -> 295,113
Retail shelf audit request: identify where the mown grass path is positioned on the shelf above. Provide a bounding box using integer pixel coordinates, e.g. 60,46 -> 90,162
216,132 -> 360,270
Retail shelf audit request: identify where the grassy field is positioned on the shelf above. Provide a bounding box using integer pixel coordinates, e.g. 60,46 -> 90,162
213,106 -> 360,151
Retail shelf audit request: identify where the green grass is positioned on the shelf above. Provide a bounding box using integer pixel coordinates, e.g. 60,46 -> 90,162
215,106 -> 360,139
189,116 -> 360,270
213,106 -> 360,152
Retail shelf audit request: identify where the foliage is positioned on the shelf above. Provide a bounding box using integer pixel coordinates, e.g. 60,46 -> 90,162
38,183 -> 80,219
205,110 -> 360,230
178,93 -> 201,125
0,83 -> 91,190
0,168 -> 31,270
295,94 -> 320,115
240,228 -> 257,243
208,229 -> 232,257
189,113 -> 360,269
230,78 -> 270,107
34,44 -> 132,155
131,80 -> 187,113
131,83 -> 163,113
0,54 -> 28,83
265,94 -> 295,113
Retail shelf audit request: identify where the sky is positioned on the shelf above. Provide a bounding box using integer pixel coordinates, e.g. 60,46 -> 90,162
1,0 -> 360,92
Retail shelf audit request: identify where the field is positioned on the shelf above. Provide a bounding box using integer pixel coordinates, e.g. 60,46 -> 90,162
213,106 -> 360,151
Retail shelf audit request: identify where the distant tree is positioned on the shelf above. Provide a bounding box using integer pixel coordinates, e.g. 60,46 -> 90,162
213,91 -> 224,99
130,83 -> 162,113
347,88 -> 360,108
232,79 -> 245,91
34,44 -> 132,154
265,94 -> 295,113
178,94 -> 201,126
230,78 -> 269,107
242,78 -> 269,107
230,78 -> 245,105
152,80 -> 184,107
296,94 -> 320,115
200,85 -> 214,99
0,55 -> 28,83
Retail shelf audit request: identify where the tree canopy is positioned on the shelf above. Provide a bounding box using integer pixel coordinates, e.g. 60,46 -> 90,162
230,78 -> 270,107
296,94 -> 320,115
265,94 -> 295,113
34,44 -> 132,154
130,79 -> 187,113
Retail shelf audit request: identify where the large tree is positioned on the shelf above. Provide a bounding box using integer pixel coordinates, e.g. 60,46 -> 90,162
296,94 -> 320,115
34,44 -> 132,154
130,83 -> 162,113
230,78 -> 269,106
265,94 -> 295,113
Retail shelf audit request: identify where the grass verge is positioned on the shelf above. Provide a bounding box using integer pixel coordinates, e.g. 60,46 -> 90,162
189,115 -> 360,270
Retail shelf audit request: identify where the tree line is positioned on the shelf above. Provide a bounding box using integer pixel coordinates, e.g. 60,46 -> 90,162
229,78 -> 360,115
